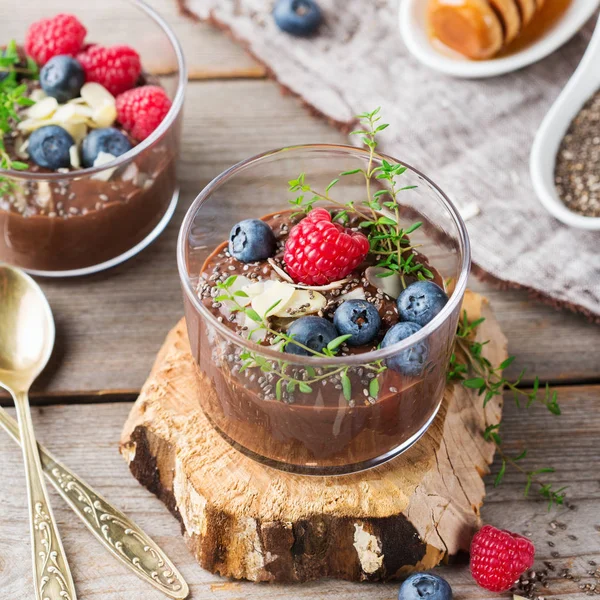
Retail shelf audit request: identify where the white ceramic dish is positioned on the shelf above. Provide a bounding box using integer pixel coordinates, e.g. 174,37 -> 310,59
399,0 -> 600,79
530,13 -> 600,230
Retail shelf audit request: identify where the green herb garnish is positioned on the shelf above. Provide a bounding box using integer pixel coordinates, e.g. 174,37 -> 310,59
0,40 -> 38,194
449,310 -> 565,509
289,107 -> 432,288
215,275 -> 386,403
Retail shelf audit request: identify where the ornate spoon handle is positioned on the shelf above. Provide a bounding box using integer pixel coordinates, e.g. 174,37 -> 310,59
13,391 -> 77,600
0,404 -> 189,600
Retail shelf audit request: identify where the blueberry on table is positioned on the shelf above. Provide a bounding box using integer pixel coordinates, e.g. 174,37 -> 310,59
398,572 -> 452,600
40,55 -> 85,103
333,299 -> 381,347
81,128 -> 133,168
397,281 -> 449,327
286,316 -> 338,356
273,0 -> 322,37
381,321 -> 428,377
228,219 -> 277,263
28,125 -> 74,170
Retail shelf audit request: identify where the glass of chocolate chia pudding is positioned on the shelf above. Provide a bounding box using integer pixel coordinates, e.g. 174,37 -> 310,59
178,144 -> 470,475
0,1 -> 186,276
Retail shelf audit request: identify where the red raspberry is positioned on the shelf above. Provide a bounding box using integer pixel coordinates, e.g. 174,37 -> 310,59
25,14 -> 87,65
77,45 -> 141,96
470,525 -> 535,592
116,85 -> 172,141
283,208 -> 370,285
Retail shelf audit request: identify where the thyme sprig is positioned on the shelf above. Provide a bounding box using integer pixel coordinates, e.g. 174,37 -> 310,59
214,275 -> 386,402
0,40 -> 37,194
484,425 -> 567,510
449,311 -> 565,509
450,311 -> 560,414
288,107 -> 433,288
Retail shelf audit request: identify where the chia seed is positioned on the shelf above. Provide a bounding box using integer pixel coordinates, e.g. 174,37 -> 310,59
555,89 -> 600,216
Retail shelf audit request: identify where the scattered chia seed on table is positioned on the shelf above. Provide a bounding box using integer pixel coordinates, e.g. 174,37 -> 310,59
554,90 -> 600,217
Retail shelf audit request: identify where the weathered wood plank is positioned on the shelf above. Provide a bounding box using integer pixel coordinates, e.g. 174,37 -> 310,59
0,386 -> 598,598
12,80 -> 597,398
8,0 -> 264,80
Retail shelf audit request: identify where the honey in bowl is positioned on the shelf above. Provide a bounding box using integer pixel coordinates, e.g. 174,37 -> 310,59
428,0 -> 573,60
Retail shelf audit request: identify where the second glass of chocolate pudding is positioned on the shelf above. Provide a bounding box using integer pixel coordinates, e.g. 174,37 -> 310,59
178,145 -> 470,475
0,0 -> 185,276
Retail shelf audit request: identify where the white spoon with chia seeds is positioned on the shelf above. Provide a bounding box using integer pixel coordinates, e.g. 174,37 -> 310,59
530,12 -> 600,230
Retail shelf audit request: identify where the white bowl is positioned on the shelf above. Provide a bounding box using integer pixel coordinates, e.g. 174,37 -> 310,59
530,13 -> 600,230
399,0 -> 600,79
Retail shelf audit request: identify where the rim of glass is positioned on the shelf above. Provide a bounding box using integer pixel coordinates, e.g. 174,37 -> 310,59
177,143 -> 471,366
0,0 -> 187,181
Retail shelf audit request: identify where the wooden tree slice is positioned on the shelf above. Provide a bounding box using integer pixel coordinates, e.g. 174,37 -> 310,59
120,291 -> 506,583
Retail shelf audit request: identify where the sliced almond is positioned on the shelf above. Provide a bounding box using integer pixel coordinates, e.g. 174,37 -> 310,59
267,258 -> 294,283
30,89 -> 48,103
365,266 -> 402,299
35,181 -> 52,209
121,163 -> 139,182
92,103 -> 117,128
338,287 -> 366,302
54,103 -> 91,125
242,281 -> 265,298
241,314 -> 267,342
221,276 -> 253,310
251,281 -> 295,319
274,288 -> 326,317
17,117 -> 55,133
91,152 -> 117,181
69,145 -> 81,169
81,82 -> 115,109
16,138 -> 29,159
27,97 -> 58,120
61,122 -> 88,144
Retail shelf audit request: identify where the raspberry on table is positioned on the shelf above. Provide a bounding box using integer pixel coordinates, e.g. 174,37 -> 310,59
25,14 -> 87,65
77,45 -> 141,96
283,208 -> 370,285
116,85 -> 173,141
470,525 -> 535,592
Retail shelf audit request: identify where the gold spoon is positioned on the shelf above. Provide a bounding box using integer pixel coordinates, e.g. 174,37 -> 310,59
0,265 -> 77,600
0,404 -> 189,598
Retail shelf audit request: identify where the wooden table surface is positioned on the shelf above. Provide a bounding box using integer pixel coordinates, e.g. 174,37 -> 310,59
1,2 -> 599,598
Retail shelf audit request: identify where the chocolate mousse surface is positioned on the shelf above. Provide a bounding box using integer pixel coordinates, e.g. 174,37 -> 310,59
0,151 -> 177,272
186,209 -> 454,472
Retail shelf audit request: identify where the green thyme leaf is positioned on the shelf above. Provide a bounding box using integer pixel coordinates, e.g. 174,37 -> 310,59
369,378 -> 379,399
327,334 -> 352,352
341,371 -> 352,402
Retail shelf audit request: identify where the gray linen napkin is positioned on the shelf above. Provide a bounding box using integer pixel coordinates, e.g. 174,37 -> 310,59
182,0 -> 600,317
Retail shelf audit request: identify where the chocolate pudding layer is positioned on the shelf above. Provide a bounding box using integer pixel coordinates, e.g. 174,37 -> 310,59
0,144 -> 177,272
185,210 -> 456,473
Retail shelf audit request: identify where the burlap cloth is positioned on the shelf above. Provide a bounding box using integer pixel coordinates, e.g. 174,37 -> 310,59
180,0 -> 600,318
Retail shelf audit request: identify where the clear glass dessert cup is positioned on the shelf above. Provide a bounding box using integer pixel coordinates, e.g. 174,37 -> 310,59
0,0 -> 186,276
178,144 -> 471,475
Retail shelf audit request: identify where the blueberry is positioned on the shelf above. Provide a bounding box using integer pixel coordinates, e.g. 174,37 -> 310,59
398,573 -> 452,600
28,125 -> 74,170
381,321 -> 428,376
81,128 -> 133,168
333,299 -> 381,347
397,281 -> 449,327
286,316 -> 338,356
40,55 -> 85,103
273,0 -> 322,36
228,219 -> 277,263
